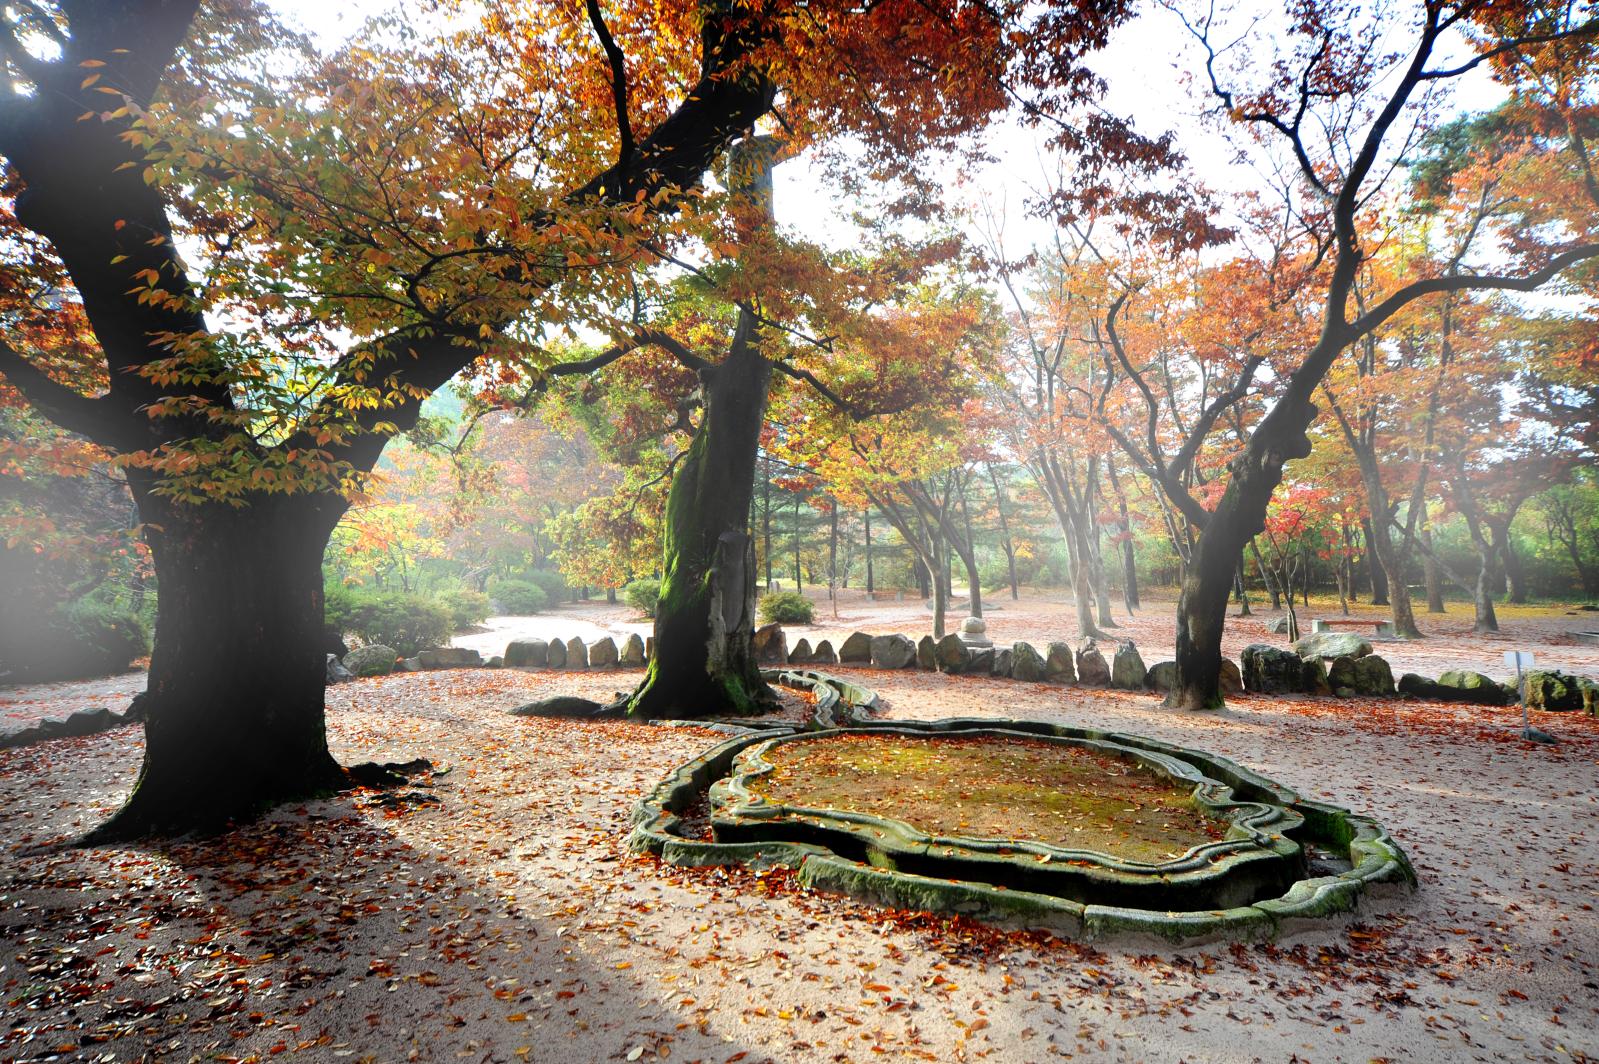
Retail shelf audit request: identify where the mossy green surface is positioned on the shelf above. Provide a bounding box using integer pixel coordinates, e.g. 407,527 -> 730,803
747,732 -> 1224,863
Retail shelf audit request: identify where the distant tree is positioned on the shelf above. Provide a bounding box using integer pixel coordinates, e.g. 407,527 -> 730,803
0,0 -> 1062,837
1153,0 -> 1599,709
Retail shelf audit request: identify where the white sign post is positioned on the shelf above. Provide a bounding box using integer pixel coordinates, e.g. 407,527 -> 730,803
1504,650 -> 1555,744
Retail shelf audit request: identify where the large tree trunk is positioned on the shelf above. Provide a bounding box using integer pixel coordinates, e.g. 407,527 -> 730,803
1169,334 -> 1339,709
624,317 -> 774,719
1172,548 -> 1235,711
87,486 -> 348,842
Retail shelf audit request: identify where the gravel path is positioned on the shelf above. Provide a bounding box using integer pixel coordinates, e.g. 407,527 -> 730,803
2,667 -> 1595,1062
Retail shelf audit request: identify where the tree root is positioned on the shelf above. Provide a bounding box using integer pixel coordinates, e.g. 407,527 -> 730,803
344,757 -> 439,788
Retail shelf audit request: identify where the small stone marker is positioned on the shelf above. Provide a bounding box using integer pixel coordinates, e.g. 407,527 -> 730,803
1505,650 -> 1556,744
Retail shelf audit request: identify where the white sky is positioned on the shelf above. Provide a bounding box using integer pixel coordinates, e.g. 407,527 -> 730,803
263,0 -> 1508,264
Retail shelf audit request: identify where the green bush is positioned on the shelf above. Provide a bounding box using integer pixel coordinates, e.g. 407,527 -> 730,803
527,569 -> 571,603
324,585 -> 451,656
487,577 -> 548,615
624,577 -> 662,618
757,590 -> 814,625
63,599 -> 149,673
437,588 -> 491,629
0,597 -> 149,682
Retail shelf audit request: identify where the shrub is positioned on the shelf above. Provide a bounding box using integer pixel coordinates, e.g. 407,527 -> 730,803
487,577 -> 548,615
437,588 -> 491,629
324,585 -> 451,656
527,569 -> 571,603
1,598 -> 150,683
62,599 -> 149,674
623,577 -> 662,618
757,590 -> 814,625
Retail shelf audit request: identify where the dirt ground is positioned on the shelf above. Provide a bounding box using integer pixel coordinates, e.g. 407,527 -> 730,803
3,663 -> 1596,1063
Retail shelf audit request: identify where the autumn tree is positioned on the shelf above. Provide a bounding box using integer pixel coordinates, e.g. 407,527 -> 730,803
1152,0 -> 1599,709
773,290 -> 1000,638
0,0 -> 1095,836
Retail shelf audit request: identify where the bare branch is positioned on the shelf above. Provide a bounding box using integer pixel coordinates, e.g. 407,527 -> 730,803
584,0 -> 635,165
1350,243 -> 1599,337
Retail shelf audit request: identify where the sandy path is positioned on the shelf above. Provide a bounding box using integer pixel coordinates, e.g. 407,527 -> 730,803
2,667 -> 1596,1063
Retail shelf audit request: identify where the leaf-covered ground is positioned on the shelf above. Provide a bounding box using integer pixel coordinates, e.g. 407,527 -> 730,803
750,733 -> 1225,861
2,667 -> 1596,1063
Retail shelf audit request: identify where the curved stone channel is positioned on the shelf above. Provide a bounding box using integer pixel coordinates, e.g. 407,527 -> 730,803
633,672 -> 1415,944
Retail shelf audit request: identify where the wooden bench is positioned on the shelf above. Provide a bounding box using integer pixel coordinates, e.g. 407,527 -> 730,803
868,589 -> 906,602
1312,618 -> 1394,637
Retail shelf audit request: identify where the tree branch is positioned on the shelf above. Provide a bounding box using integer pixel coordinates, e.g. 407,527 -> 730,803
0,339 -> 148,450
1420,20 -> 1599,80
584,0 -> 635,166
1350,243 -> 1599,337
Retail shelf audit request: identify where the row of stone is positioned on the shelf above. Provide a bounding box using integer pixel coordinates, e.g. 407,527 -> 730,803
334,623 -> 1596,713
333,633 -> 656,679
1236,639 -> 1597,710
784,629 -> 1154,688
0,700 -> 142,749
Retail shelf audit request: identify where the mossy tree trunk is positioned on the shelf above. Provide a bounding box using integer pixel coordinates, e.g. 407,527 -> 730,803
623,315 -> 776,719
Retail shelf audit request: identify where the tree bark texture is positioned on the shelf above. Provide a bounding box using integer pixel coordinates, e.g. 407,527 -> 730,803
87,485 -> 349,842
625,316 -> 774,718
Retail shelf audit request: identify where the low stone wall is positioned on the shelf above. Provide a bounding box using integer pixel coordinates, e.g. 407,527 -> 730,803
337,623 -> 1599,718
789,627 -> 1599,716
0,700 -> 141,749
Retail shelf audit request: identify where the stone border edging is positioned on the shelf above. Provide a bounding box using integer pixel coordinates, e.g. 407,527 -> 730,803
630,709 -> 1415,945
759,668 -> 881,728
0,702 -> 141,750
